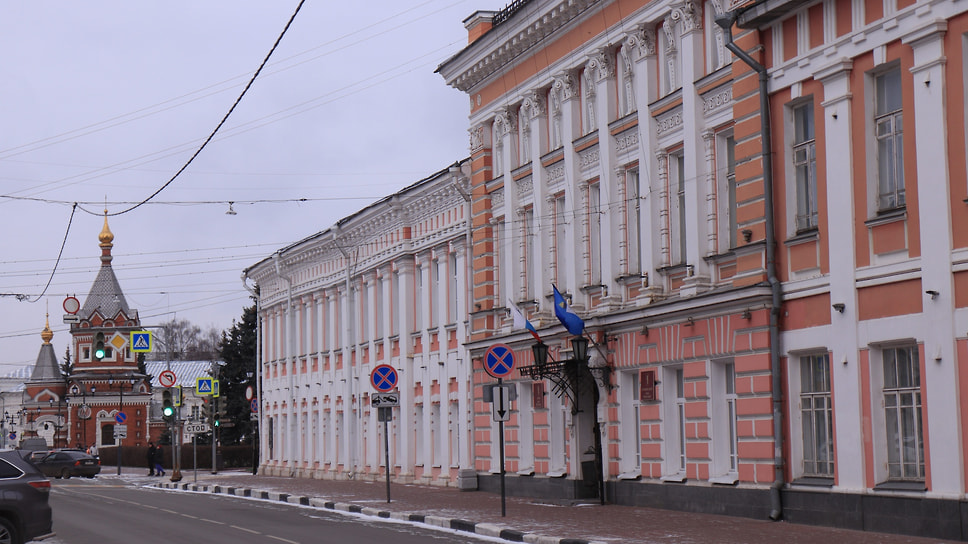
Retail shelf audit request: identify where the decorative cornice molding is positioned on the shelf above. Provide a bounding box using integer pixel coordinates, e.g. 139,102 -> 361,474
443,0 -> 600,92
586,49 -> 615,83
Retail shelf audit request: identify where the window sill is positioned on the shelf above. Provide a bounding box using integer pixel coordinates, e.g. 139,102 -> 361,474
792,476 -> 834,487
865,208 -> 907,228
547,470 -> 567,478
660,473 -> 686,483
516,468 -> 535,476
873,480 -> 926,493
709,474 -> 738,485
618,471 -> 641,481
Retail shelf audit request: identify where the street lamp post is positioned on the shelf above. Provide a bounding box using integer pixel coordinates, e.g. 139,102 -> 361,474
520,336 -> 608,505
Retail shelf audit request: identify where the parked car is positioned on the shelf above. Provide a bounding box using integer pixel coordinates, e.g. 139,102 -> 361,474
0,449 -> 54,544
33,449 -> 100,479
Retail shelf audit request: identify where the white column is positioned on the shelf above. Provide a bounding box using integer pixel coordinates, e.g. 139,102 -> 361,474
815,59 -> 864,489
903,21 -> 960,495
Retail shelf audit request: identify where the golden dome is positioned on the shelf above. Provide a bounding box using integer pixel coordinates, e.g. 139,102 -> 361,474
98,209 -> 114,245
40,314 -> 53,345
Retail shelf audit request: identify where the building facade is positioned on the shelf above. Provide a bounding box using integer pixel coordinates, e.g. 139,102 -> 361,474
435,0 -> 968,538
244,162 -> 474,484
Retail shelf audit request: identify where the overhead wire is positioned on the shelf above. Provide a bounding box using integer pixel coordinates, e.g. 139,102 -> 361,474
109,0 -> 308,217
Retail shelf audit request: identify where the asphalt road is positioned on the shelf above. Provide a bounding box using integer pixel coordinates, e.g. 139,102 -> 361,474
46,478 -> 492,544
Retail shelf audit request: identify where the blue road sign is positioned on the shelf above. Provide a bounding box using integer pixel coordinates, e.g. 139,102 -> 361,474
250,399 -> 259,413
130,331 -> 152,353
484,343 -> 516,379
196,377 -> 214,395
115,412 -> 127,424
370,364 -> 398,392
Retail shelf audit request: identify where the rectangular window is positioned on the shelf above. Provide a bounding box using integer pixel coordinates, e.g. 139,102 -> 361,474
671,154 -> 687,265
800,353 -> 833,476
589,182 -> 603,285
722,135 -> 737,249
390,272 -> 399,336
523,208 -> 536,300
414,268 -> 423,332
675,368 -> 687,473
875,69 -> 904,211
883,346 -> 924,480
554,195 -> 567,285
793,102 -> 818,231
360,286 -> 369,342
724,363 -> 738,473
448,254 -> 458,324
431,259 -> 440,328
375,278 -> 384,338
625,168 -> 642,274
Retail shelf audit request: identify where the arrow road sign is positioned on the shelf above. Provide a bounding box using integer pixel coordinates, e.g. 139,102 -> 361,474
491,384 -> 511,422
158,370 -> 176,388
484,344 -> 516,379
371,393 -> 400,407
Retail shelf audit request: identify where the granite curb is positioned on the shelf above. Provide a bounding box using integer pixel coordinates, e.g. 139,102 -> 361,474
153,481 -> 607,544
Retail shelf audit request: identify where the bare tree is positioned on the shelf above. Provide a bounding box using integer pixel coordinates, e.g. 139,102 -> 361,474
150,319 -> 220,361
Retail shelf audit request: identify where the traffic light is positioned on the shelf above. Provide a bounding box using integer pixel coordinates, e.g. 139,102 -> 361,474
162,389 -> 174,420
93,332 -> 106,361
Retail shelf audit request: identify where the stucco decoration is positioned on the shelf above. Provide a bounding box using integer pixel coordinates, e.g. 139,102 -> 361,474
672,0 -> 702,33
522,90 -> 547,119
553,72 -> 578,102
626,25 -> 657,60
586,49 -> 615,83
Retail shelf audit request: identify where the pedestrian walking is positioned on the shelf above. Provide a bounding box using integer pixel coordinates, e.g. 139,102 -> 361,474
146,442 -> 156,476
154,444 -> 165,477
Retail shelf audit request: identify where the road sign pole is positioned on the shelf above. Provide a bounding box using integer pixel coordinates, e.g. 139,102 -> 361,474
383,411 -> 391,504
498,378 -> 506,518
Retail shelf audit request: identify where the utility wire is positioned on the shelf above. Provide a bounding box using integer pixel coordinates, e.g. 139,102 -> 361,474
9,203 -> 77,303
110,0 -> 307,217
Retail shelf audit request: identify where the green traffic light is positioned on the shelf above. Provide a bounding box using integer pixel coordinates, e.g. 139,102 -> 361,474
162,406 -> 174,417
94,347 -> 105,359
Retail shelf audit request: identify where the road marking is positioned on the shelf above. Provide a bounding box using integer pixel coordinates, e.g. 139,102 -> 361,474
200,518 -> 225,525
161,508 -> 179,514
231,525 -> 260,534
181,514 -> 198,519
267,535 -> 300,544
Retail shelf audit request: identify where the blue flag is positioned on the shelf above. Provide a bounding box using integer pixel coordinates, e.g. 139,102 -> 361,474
552,284 -> 584,336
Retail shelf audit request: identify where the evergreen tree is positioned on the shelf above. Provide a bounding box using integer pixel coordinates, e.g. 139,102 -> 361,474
217,302 -> 257,446
60,346 -> 73,377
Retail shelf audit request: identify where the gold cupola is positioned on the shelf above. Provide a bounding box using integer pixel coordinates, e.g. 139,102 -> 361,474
40,314 -> 53,345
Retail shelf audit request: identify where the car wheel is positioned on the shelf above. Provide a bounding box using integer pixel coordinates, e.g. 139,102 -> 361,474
61,468 -> 71,480
0,516 -> 20,544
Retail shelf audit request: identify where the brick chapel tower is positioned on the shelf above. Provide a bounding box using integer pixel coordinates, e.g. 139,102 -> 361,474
63,211 -> 152,451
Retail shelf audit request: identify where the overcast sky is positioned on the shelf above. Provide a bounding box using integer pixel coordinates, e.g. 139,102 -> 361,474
0,1 -> 502,371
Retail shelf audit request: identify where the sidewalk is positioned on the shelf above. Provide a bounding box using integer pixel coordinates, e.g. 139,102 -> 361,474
117,468 -> 953,544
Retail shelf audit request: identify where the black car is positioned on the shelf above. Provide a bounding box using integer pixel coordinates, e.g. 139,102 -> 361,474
33,450 -> 100,479
0,449 -> 54,544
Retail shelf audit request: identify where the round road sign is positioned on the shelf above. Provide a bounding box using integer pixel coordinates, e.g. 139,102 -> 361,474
370,364 -> 398,392
484,343 -> 516,379
115,412 -> 127,424
250,399 -> 259,413
245,385 -> 254,400
158,370 -> 177,388
62,296 -> 80,315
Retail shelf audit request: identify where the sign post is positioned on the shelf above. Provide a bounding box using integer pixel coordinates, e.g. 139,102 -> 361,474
370,365 -> 398,504
483,344 -> 516,517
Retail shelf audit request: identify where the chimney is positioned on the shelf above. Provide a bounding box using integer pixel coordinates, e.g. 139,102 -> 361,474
464,10 -> 497,44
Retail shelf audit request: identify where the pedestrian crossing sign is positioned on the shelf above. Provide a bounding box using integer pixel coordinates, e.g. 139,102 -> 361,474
196,377 -> 214,395
130,331 -> 152,353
